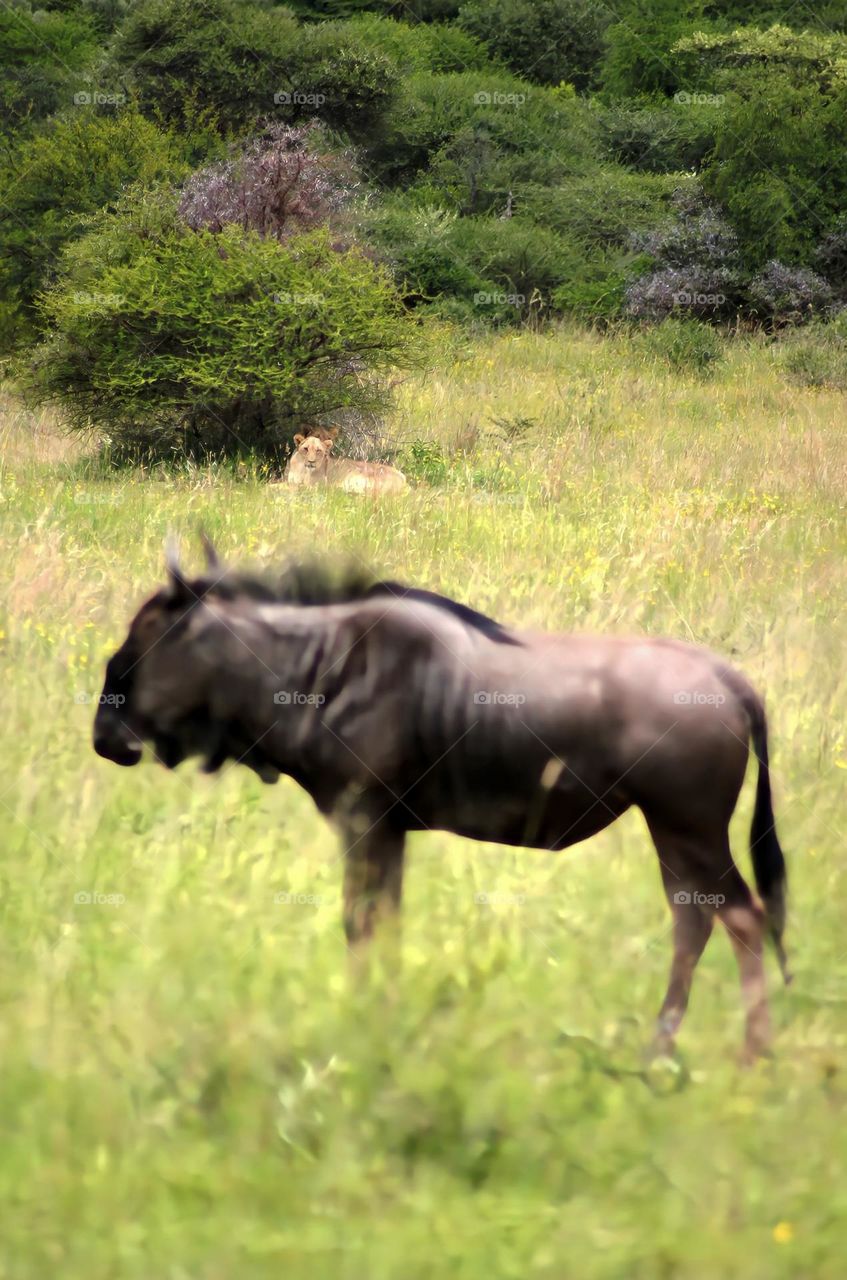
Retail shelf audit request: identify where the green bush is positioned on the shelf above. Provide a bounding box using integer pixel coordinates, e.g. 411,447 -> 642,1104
25,193 -> 418,463
637,315 -> 724,374
456,0 -> 611,89
597,100 -> 719,174
365,195 -> 586,323
363,200 -> 491,306
775,315 -> 847,390
106,0 -> 398,138
0,1 -> 100,130
368,70 -> 600,198
0,108 -> 182,351
702,68 -> 847,267
521,168 -> 680,249
337,14 -> 491,73
601,0 -> 706,98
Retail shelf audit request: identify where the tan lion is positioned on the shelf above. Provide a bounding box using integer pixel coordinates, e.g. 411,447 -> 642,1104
285,431 -> 408,494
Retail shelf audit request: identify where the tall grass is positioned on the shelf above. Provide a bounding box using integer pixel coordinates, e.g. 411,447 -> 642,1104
1,324 -> 845,1278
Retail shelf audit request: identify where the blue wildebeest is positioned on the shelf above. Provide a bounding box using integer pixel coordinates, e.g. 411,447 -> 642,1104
93,539 -> 789,1060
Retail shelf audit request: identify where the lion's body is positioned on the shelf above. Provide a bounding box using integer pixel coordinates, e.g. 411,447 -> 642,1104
285,433 -> 407,494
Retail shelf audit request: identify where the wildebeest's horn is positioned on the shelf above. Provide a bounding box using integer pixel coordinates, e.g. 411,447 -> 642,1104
164,534 -> 191,602
199,530 -> 222,573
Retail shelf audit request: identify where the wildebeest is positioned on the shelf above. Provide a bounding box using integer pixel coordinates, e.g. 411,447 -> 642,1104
94,539 -> 789,1060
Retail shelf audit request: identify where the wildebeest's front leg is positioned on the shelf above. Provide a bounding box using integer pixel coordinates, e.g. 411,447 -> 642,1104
340,817 -> 405,951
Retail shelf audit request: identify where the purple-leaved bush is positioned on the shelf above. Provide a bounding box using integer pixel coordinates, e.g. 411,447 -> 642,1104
178,123 -> 355,243
747,262 -> 837,328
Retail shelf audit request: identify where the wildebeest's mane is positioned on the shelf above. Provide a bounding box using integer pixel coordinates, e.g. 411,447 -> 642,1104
192,558 -> 520,644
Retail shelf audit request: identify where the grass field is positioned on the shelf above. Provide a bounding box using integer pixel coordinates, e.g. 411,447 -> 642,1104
1,323 -> 846,1278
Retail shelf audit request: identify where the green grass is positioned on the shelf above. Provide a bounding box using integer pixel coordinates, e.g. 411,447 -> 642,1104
1,323 -> 846,1277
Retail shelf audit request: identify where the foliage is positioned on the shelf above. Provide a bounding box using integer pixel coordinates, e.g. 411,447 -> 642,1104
701,69 -> 847,268
601,0 -> 706,98
815,218 -> 847,299
25,197 -> 418,462
0,108 -> 182,352
456,0 -> 612,89
521,169 -> 679,250
0,0 -> 100,130
367,69 -> 600,198
597,99 -> 719,174
106,0 -> 398,138
338,14 -> 491,72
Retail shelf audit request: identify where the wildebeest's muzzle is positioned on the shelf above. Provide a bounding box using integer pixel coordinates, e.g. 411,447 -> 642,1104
92,650 -> 143,766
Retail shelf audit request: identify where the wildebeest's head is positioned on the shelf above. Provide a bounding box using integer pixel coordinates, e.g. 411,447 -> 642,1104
93,536 -> 230,772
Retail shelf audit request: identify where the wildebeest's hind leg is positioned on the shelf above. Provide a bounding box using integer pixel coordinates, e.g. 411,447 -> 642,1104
340,817 -> 405,954
717,866 -> 772,1063
648,821 -> 772,1061
649,840 -> 715,1056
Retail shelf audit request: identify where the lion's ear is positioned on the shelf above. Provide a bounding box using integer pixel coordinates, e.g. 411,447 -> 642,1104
293,434 -> 305,446
322,437 -> 334,453
327,426 -> 340,441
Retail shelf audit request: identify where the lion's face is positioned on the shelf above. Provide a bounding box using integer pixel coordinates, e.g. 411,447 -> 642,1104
294,433 -> 333,471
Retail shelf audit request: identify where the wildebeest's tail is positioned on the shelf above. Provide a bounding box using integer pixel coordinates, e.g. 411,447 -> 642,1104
748,699 -> 791,984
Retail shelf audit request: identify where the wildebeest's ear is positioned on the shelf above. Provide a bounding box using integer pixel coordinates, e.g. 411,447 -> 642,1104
293,433 -> 305,446
199,530 -> 222,573
164,536 -> 192,604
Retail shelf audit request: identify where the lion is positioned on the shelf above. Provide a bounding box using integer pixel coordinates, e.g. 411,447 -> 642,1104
285,430 -> 408,494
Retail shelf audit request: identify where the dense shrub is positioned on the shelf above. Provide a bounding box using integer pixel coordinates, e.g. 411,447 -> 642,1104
363,200 -> 491,306
456,0 -> 611,89
670,30 -> 847,267
0,1 -> 100,130
601,0 -> 706,98
597,100 -> 718,174
0,108 -> 182,351
107,0 -> 398,138
368,70 -> 600,197
338,14 -> 491,72
521,169 -> 678,250
26,193 -> 417,462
